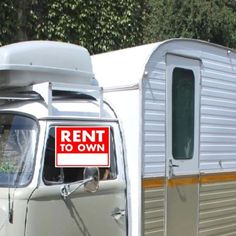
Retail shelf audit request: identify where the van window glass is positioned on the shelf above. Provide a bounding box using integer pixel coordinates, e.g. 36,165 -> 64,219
0,114 -> 38,187
172,67 -> 194,160
43,127 -> 117,185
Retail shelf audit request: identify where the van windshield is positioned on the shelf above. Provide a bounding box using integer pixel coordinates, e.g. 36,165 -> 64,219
0,114 -> 38,187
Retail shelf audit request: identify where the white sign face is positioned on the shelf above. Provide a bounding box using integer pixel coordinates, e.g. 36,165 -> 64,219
55,126 -> 110,167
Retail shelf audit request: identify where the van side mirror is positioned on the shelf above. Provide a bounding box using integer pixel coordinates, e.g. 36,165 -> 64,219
60,167 -> 100,200
83,167 -> 99,192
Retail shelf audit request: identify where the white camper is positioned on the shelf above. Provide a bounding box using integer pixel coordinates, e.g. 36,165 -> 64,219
0,41 -> 127,236
92,39 -> 236,236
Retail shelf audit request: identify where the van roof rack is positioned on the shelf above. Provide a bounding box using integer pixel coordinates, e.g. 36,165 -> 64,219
0,41 -> 103,117
0,82 -> 104,117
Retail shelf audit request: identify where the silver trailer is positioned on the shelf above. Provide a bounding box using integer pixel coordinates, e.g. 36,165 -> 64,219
92,39 -> 236,236
0,41 -> 127,236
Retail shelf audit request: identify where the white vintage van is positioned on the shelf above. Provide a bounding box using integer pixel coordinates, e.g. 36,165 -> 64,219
0,41 -> 127,236
92,39 -> 236,236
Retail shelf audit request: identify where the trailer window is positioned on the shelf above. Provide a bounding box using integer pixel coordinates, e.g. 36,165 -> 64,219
172,67 -> 194,160
43,127 -> 117,185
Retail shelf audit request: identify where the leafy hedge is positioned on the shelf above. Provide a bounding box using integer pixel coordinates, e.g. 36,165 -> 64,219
143,0 -> 236,49
0,1 -> 235,54
0,0 -> 146,54
0,1 -> 18,46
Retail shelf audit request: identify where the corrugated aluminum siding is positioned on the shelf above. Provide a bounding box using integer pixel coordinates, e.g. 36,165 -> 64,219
142,40 -> 236,174
143,187 -> 165,236
143,61 -> 166,177
200,52 -> 236,171
199,181 -> 236,235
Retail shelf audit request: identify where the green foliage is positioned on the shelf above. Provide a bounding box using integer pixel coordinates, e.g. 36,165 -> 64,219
0,1 -> 18,46
143,0 -> 236,48
0,0 -> 236,53
0,162 -> 16,173
0,0 -> 146,54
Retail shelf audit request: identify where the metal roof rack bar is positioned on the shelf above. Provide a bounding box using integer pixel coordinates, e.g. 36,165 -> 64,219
32,82 -> 103,116
0,94 -> 40,101
0,82 -> 104,117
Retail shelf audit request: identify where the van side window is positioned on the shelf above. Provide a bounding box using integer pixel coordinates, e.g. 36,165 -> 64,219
172,67 -> 194,160
43,127 -> 117,185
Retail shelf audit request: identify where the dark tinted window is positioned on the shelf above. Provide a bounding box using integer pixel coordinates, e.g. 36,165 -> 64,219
43,127 -> 117,185
172,68 -> 194,160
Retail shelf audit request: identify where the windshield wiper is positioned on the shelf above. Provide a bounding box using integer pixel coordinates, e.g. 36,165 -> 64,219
8,188 -> 13,223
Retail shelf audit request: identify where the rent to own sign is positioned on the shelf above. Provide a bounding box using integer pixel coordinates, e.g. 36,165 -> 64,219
55,126 -> 110,167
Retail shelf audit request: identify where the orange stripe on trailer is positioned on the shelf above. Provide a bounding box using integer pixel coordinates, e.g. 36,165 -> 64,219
200,172 -> 236,184
142,177 -> 165,188
168,175 -> 199,187
142,172 -> 236,189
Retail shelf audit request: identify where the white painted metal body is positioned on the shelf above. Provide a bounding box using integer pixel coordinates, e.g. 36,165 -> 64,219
92,44 -> 159,235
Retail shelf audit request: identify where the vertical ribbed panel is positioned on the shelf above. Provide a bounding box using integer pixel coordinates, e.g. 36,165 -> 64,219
199,181 -> 236,235
200,56 -> 236,171
143,187 -> 165,236
143,62 -> 166,177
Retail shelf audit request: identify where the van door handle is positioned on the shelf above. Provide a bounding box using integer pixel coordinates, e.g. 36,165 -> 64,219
111,208 -> 126,221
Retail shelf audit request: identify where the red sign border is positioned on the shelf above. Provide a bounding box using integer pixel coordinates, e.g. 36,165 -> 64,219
55,126 -> 110,168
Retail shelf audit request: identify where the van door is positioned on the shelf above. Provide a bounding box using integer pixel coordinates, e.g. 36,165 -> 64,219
25,122 -> 127,236
166,54 -> 200,236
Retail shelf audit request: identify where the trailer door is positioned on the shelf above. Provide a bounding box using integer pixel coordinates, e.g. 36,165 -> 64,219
166,54 -> 200,236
